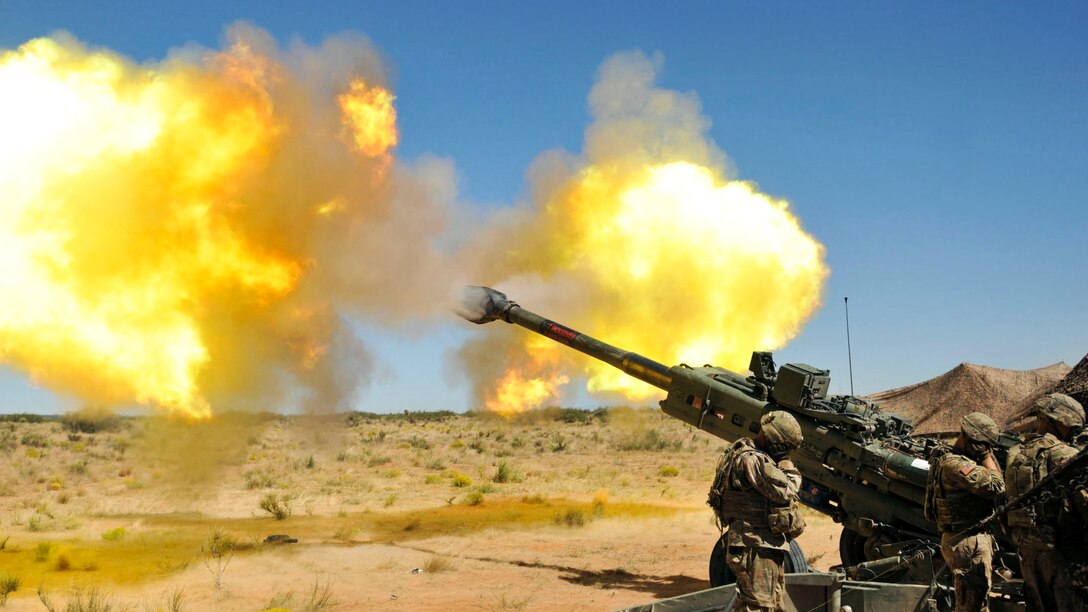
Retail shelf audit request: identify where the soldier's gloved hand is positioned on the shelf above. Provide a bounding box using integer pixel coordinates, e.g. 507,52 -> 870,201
776,458 -> 797,472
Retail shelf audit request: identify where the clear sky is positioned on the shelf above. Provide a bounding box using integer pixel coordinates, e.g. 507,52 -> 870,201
1,1 -> 1086,414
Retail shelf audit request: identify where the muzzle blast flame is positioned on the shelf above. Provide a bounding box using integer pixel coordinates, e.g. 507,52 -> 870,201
0,26 -> 444,420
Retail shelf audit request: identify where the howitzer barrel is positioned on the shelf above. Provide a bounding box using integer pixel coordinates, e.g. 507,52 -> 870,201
459,286 -> 672,390
460,285 -> 938,543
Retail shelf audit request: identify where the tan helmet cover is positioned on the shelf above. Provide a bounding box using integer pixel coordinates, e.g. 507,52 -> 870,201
760,411 -> 803,449
960,411 -> 1000,445
1035,392 -> 1085,428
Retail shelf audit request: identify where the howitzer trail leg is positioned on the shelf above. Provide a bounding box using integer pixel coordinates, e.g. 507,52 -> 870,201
725,546 -> 785,612
940,533 -> 992,612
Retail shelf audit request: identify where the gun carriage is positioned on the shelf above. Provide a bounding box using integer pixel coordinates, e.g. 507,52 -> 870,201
461,286 -> 977,586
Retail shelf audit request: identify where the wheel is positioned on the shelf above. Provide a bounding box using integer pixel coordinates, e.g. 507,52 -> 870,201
839,527 -> 867,566
838,527 -> 914,582
785,539 -> 810,573
709,535 -> 733,587
709,536 -> 809,587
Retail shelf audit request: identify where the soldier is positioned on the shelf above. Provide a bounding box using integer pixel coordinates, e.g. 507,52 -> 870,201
925,412 -> 1005,612
1005,393 -> 1087,612
708,411 -> 805,612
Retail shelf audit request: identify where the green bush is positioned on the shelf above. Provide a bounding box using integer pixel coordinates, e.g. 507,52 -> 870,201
493,460 -> 520,483
554,509 -> 587,527
0,414 -> 46,423
20,432 -> 49,448
243,468 -> 276,490
615,428 -> 682,452
658,465 -> 680,478
0,430 -> 15,456
550,435 -> 568,453
366,455 -> 391,467
33,542 -> 52,562
60,406 -> 122,434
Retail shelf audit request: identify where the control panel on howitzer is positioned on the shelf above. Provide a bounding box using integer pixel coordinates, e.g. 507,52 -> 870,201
459,286 -> 951,585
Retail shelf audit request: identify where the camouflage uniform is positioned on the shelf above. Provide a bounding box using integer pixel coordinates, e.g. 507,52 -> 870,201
709,412 -> 804,612
1005,393 -> 1088,612
1005,433 -> 1085,612
925,414 -> 1005,612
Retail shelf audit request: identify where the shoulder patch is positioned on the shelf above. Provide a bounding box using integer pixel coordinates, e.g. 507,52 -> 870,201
960,464 -> 976,477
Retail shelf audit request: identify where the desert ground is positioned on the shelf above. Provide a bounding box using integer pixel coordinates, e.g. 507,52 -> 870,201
0,408 -> 840,611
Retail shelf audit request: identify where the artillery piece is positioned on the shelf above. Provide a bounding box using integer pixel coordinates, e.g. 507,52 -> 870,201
459,285 -> 953,586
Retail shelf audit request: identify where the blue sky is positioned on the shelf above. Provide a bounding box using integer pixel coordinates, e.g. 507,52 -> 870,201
1,2 -> 1086,413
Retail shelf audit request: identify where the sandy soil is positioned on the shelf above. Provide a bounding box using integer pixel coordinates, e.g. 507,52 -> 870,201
0,410 -> 841,611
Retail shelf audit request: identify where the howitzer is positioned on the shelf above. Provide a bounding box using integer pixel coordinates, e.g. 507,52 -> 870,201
460,286 -> 949,585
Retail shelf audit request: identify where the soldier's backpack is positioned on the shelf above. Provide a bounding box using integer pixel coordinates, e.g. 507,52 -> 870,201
1006,435 -> 1062,528
708,441 -> 743,525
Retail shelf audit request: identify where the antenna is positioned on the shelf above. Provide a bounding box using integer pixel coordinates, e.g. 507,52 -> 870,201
844,297 -> 855,396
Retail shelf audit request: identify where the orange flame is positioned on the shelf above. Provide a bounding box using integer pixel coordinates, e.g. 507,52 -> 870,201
482,162 -> 826,411
338,79 -> 398,157
484,342 -> 570,416
0,32 -> 400,419
470,53 -> 828,414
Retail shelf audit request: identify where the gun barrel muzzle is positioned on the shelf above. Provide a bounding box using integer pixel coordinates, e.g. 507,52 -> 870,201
457,286 -> 514,324
457,285 -> 672,390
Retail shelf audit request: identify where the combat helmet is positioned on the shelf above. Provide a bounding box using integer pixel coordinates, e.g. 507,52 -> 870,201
960,412 -> 1000,445
1034,392 -> 1085,428
760,411 -> 803,450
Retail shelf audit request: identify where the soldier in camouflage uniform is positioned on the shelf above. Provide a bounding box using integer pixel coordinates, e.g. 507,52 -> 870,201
1005,393 -> 1087,612
708,411 -> 805,612
925,412 -> 1005,612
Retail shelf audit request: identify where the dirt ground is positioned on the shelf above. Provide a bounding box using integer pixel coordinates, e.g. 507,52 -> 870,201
0,409 -> 841,611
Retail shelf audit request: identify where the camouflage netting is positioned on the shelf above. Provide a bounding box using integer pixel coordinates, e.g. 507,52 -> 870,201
1007,353 -> 1088,431
866,362 -> 1071,436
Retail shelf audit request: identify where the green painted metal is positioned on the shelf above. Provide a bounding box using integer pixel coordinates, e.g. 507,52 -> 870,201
461,286 -> 948,571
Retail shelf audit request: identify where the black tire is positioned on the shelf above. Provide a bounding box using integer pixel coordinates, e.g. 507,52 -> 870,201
709,535 -> 733,587
709,537 -> 809,587
785,539 -> 810,573
839,527 -> 867,566
838,527 -> 915,582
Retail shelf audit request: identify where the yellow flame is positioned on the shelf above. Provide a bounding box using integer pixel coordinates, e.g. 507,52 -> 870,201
485,367 -> 571,416
338,79 -> 398,157
0,35 -> 396,419
491,161 -> 827,409
316,198 -> 346,216
484,339 -> 570,416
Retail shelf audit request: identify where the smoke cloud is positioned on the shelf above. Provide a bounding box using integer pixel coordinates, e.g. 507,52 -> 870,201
0,24 -> 465,418
455,51 -> 828,413
0,27 -> 827,420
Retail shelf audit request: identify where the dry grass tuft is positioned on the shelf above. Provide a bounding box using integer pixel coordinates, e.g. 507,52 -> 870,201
554,508 -> 587,527
0,572 -> 19,606
423,554 -> 454,573
259,493 -> 292,520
